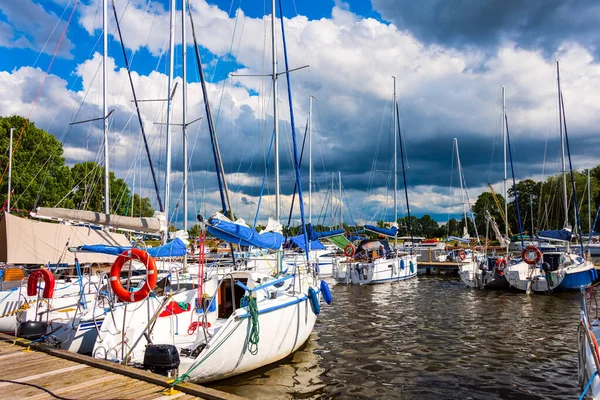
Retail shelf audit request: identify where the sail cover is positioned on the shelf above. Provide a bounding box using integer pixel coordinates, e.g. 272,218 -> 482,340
33,207 -> 165,234
364,224 -> 398,237
304,223 -> 344,241
79,238 -> 187,258
538,229 -> 572,241
0,212 -> 130,264
207,213 -> 283,250
288,235 -> 326,252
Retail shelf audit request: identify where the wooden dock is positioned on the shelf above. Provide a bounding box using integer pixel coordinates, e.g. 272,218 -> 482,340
0,333 -> 244,400
417,261 -> 460,273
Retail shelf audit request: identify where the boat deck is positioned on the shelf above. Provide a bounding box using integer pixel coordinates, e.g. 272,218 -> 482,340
0,333 -> 243,400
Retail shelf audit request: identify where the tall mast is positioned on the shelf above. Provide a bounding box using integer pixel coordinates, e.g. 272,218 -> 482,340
182,0 -> 188,268
330,173 -> 334,229
308,95 -> 313,225
270,0 -> 280,270
589,168 -> 592,236
557,60 -> 569,228
338,171 -> 342,230
393,76 -> 397,248
7,128 -> 13,213
530,196 -> 534,236
103,0 -> 109,213
502,86 -> 507,237
455,138 -> 468,236
164,0 -> 175,234
271,0 -> 279,222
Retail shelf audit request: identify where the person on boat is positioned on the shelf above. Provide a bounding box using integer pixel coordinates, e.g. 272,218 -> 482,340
379,245 -> 386,259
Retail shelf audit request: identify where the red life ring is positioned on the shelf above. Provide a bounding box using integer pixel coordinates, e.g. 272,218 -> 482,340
27,269 -> 55,299
344,244 -> 356,258
459,251 -> 467,261
110,248 -> 157,303
494,258 -> 507,275
522,245 -> 542,265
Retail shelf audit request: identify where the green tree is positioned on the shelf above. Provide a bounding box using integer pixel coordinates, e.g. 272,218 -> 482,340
472,192 -> 505,235
0,116 -> 74,212
419,214 -> 440,238
131,194 -> 154,217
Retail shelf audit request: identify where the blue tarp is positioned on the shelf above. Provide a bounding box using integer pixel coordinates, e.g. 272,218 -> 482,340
208,217 -> 283,250
80,238 -> 187,258
364,224 -> 398,237
304,223 -> 344,241
538,229 -> 572,241
288,235 -> 326,252
346,235 -> 366,242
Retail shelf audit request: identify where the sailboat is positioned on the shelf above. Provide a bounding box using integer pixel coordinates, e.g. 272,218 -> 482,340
505,61 -> 597,293
447,137 -> 493,288
332,77 -> 418,284
91,0 -> 328,383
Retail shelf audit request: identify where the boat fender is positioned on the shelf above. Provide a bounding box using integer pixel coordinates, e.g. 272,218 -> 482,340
400,259 -> 405,270
308,287 -> 320,315
110,248 -> 157,303
410,261 -> 415,273
27,268 -> 55,299
320,280 -> 332,305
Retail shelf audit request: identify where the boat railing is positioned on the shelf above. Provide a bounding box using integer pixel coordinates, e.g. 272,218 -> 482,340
580,287 -> 600,380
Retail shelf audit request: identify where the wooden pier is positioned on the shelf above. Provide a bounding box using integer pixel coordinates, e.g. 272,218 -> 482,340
417,261 -> 460,274
0,333 -> 244,400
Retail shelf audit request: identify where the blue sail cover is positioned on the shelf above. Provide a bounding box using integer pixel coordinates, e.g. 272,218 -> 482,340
538,229 -> 573,241
208,217 -> 283,250
346,235 -> 366,242
288,235 -> 326,252
364,224 -> 398,237
305,223 -> 344,241
80,238 -> 187,258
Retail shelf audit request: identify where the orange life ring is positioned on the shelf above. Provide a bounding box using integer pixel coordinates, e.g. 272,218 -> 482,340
494,258 -> 507,275
459,251 -> 467,261
27,269 -> 55,299
522,245 -> 542,265
110,248 -> 157,303
344,244 -> 356,258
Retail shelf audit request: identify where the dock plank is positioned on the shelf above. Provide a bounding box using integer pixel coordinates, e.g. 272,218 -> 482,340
25,375 -> 119,400
0,333 -> 244,400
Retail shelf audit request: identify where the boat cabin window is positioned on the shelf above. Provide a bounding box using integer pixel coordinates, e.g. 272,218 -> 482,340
218,278 -> 248,319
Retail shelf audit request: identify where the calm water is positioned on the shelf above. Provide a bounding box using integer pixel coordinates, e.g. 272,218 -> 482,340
211,275 -> 582,399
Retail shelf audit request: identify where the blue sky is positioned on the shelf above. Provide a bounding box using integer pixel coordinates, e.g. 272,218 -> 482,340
1,0 -> 600,229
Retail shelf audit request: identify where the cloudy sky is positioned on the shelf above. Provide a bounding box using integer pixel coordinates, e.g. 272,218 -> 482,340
1,0 -> 599,229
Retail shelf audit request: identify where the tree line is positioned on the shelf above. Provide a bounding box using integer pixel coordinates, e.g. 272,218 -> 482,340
0,115 -> 154,217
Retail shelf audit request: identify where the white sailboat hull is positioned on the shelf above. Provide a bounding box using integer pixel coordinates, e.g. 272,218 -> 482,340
332,255 -> 418,284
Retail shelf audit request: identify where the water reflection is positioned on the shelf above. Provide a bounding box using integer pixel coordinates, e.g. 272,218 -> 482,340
211,276 -> 581,399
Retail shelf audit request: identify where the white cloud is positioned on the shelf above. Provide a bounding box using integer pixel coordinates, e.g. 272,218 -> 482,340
3,0 -> 600,228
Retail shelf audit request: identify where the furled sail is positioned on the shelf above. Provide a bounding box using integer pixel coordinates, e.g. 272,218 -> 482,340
304,223 -> 344,241
79,238 -> 187,258
207,213 -> 283,250
485,211 -> 510,247
538,228 -> 572,241
364,223 -> 398,237
287,235 -> 326,252
33,207 -> 166,234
